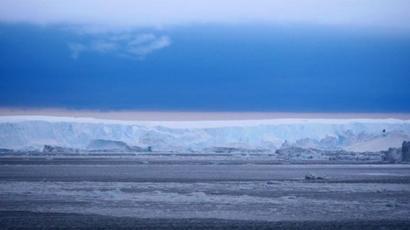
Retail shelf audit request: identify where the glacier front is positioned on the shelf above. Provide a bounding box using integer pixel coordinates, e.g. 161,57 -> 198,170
0,116 -> 409,152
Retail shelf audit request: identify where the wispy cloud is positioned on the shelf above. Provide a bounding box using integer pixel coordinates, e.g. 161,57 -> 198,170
90,41 -> 118,53
127,35 -> 170,57
68,33 -> 171,59
68,43 -> 87,59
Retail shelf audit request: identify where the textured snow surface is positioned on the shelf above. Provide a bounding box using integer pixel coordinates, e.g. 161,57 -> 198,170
0,116 -> 409,152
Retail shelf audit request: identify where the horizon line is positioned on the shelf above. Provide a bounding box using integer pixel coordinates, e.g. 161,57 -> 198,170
1,108 -> 410,121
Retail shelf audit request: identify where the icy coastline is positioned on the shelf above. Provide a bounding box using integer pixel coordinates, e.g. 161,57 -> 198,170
0,116 -> 409,154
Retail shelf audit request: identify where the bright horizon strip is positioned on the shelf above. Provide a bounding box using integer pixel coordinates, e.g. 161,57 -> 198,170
1,0 -> 410,32
1,108 -> 410,121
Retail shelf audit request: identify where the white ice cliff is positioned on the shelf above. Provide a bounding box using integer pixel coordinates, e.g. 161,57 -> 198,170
0,116 -> 409,152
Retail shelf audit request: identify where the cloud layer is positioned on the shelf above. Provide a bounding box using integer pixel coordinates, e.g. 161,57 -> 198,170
68,33 -> 171,59
1,0 -> 410,31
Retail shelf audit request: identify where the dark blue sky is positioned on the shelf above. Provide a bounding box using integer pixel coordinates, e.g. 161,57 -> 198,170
0,23 -> 409,112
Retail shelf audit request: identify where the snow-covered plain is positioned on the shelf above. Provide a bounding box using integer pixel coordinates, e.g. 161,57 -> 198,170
1,164 -> 410,221
0,116 -> 409,152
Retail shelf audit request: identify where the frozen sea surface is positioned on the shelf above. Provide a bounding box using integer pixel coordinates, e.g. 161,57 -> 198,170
0,156 -> 410,229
